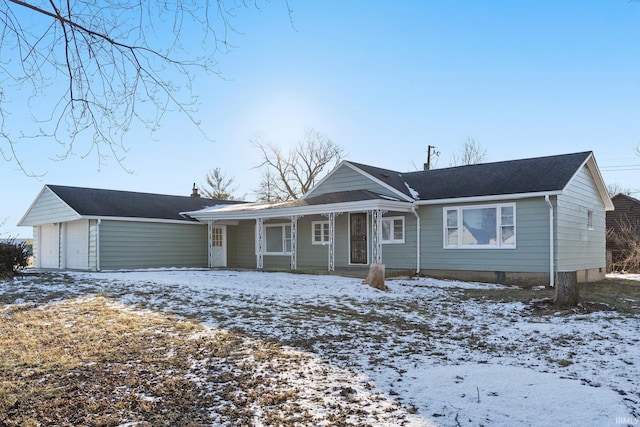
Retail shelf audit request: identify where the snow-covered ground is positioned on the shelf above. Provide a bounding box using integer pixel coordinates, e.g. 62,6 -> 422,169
2,270 -> 639,426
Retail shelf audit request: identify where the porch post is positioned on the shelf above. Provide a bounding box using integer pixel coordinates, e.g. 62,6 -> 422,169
328,212 -> 336,272
290,216 -> 299,270
255,217 -> 264,269
371,209 -> 383,264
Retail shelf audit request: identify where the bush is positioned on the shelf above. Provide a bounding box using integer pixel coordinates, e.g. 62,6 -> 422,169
0,238 -> 30,277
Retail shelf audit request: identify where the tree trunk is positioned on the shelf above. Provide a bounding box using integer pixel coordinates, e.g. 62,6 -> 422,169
364,263 -> 386,291
554,271 -> 579,307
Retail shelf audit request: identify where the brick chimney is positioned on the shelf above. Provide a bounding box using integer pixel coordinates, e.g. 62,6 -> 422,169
190,183 -> 200,198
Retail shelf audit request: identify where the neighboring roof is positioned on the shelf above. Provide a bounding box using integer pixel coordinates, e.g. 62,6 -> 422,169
46,185 -> 241,221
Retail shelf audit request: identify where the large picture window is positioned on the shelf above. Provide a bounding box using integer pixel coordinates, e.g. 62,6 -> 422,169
265,224 -> 292,255
381,216 -> 405,244
444,204 -> 515,248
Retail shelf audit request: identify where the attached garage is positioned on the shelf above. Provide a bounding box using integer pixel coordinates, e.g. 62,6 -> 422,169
19,185 -> 241,271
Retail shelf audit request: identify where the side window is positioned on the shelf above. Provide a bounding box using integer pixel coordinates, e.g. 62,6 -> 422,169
381,216 -> 405,244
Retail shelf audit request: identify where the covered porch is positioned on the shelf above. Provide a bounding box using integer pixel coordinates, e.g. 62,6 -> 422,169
184,190 -> 419,273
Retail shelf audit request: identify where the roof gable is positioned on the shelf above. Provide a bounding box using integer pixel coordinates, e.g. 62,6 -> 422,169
304,160 -> 414,202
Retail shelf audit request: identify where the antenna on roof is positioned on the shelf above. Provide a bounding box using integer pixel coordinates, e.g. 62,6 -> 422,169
424,145 -> 440,170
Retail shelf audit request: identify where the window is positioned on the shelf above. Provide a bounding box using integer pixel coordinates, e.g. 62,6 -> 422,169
444,204 -> 516,248
587,210 -> 593,230
211,227 -> 223,247
265,224 -> 292,255
381,216 -> 405,244
312,221 -> 330,245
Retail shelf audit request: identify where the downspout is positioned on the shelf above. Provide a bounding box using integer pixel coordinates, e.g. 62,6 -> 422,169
411,206 -> 421,275
96,219 -> 101,272
544,196 -> 554,287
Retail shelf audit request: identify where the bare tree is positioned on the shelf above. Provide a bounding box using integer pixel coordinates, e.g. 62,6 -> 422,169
449,136 -> 487,167
252,128 -> 345,201
607,217 -> 640,273
0,1 -> 281,174
201,167 -> 239,200
606,183 -> 633,198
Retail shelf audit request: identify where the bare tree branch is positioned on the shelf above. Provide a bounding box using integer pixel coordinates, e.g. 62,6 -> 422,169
449,136 -> 487,167
0,0 -> 269,174
252,128 -> 345,201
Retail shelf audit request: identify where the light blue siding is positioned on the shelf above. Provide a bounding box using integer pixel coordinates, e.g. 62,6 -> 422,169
19,187 -> 79,226
99,220 -> 208,270
419,199 -> 551,273
309,164 -> 400,198
555,166 -> 606,271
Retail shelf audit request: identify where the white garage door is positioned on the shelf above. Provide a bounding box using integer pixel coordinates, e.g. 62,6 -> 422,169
65,221 -> 89,269
39,224 -> 60,268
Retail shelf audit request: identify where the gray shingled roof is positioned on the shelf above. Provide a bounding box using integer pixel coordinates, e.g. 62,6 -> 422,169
350,151 -> 592,201
47,185 -> 242,221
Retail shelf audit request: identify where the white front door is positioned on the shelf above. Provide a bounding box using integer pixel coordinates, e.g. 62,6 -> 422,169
210,225 -> 227,267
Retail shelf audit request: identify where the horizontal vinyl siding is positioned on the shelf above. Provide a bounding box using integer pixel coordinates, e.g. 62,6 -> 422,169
229,220 -> 257,269
309,165 -> 400,198
99,220 -> 207,269
381,212 -> 418,270
420,199 -> 550,273
88,220 -> 98,271
556,167 -> 606,271
20,188 -> 79,226
297,215 -> 331,269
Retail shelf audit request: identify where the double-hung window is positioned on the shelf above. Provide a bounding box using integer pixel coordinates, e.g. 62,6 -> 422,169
312,221 -> 330,245
381,216 -> 405,244
265,223 -> 292,255
444,204 -> 516,248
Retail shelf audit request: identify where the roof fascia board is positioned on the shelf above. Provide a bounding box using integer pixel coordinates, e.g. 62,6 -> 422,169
187,199 -> 415,221
583,155 -> 615,211
343,162 -> 415,202
415,191 -> 563,206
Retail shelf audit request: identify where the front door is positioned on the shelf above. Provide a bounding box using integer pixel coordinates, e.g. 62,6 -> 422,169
350,213 -> 368,264
210,225 -> 227,267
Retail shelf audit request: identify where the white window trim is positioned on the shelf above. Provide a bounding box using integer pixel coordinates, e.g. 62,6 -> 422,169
587,210 -> 594,230
312,220 -> 330,245
443,203 -> 516,249
264,223 -> 292,255
381,216 -> 405,244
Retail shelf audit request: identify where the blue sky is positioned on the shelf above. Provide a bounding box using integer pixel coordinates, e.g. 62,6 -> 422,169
2,1 -> 640,237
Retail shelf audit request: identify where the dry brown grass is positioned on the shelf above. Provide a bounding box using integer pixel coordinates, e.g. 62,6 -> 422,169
0,297 -> 217,426
0,296 -> 414,426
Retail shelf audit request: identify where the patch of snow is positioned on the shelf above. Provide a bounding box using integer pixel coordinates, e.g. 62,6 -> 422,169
404,182 -> 420,199
2,270 -> 638,426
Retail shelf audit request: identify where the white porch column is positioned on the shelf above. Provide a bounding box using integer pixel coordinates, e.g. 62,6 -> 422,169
328,212 -> 336,272
290,216 -> 299,270
370,209 -> 383,264
255,218 -> 264,269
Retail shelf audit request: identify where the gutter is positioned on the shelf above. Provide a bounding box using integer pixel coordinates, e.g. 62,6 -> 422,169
411,206 -> 421,274
544,196 -> 554,287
